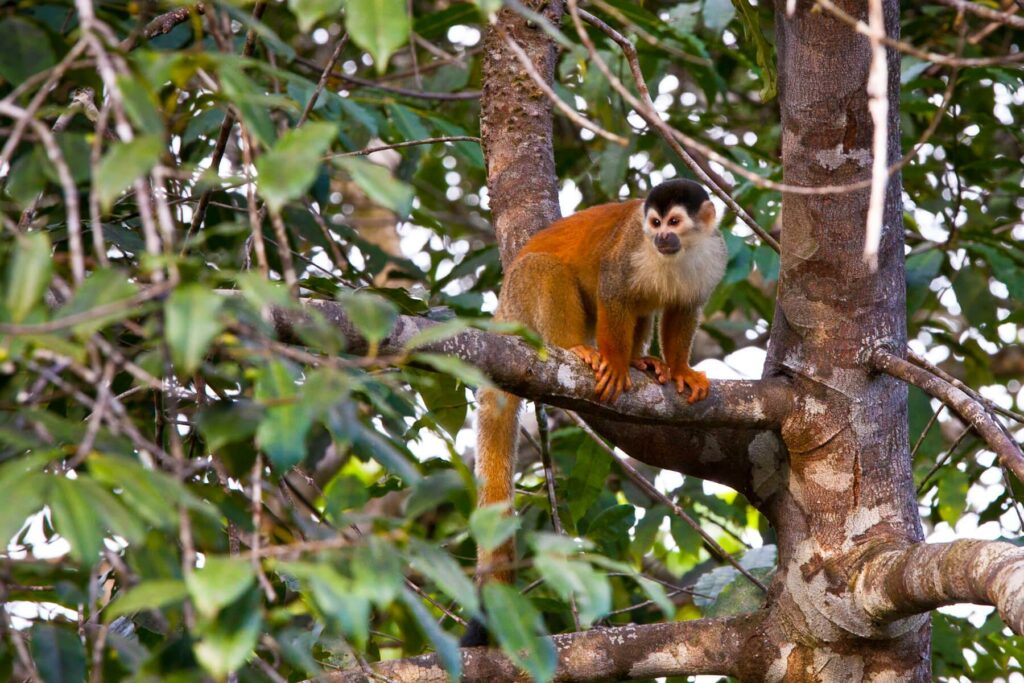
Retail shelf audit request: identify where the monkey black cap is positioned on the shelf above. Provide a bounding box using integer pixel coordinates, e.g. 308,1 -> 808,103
644,179 -> 710,218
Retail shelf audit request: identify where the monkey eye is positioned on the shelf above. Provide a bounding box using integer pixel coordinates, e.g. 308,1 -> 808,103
652,218 -> 661,227
668,217 -> 679,226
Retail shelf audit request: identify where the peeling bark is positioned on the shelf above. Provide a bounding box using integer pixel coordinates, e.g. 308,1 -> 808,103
314,614 -> 764,683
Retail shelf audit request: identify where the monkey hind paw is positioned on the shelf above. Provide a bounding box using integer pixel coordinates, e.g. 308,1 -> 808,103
459,617 -> 491,647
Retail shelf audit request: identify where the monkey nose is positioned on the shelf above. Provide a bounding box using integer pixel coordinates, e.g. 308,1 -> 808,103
654,232 -> 681,255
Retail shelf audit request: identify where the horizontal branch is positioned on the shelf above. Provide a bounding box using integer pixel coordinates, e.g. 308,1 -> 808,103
276,300 -> 793,429
312,614 -> 763,683
854,540 -> 1024,634
868,347 -> 1024,483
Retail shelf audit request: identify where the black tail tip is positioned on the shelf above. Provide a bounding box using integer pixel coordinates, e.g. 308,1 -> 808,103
459,618 -> 490,647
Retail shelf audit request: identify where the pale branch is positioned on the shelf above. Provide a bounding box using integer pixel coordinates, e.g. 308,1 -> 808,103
814,0 -> 1024,67
854,540 -> 1024,634
272,299 -> 793,429
933,0 -> 1024,28
311,614 -> 764,683
868,347 -> 1024,483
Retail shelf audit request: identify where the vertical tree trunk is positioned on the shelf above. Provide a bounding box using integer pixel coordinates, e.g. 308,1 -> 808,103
748,1 -> 931,679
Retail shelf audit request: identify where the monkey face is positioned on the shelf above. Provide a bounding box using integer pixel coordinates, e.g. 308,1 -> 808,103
644,200 -> 716,255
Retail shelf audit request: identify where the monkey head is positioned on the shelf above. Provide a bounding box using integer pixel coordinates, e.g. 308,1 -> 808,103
642,179 -> 718,255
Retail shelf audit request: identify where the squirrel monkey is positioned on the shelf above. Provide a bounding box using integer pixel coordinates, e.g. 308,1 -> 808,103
464,179 -> 726,643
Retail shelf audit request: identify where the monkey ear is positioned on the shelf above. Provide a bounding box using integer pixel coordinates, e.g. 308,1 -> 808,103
697,200 -> 717,230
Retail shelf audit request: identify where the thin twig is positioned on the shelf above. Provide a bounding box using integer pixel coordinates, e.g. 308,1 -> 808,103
496,25 -> 628,146
326,135 -> 481,159
565,411 -> 768,593
535,403 -> 582,631
917,424 -> 974,494
906,349 -> 1024,425
869,348 -> 1024,485
933,0 -> 1024,27
297,34 -> 350,127
814,0 -> 1024,67
911,404 -> 946,458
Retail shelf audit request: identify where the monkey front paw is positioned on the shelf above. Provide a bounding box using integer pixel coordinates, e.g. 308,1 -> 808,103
570,346 -> 631,402
673,366 -> 710,404
632,356 -> 671,384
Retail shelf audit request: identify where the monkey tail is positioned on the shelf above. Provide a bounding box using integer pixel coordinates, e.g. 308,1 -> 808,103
461,386 -> 521,646
474,386 -> 520,584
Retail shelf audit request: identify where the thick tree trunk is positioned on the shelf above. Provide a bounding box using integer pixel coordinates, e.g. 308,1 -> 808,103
751,1 -> 931,679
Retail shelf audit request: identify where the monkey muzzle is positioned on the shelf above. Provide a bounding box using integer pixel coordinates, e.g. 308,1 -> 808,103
654,232 -> 681,255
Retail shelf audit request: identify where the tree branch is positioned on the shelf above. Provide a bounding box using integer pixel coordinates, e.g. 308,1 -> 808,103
854,540 -> 1024,634
867,347 -> 1024,483
273,300 -> 793,430
311,614 -> 764,682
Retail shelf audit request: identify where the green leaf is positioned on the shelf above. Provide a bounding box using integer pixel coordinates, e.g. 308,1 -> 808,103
94,135 -> 163,212
256,122 -> 338,213
565,438 -> 611,523
165,285 -> 225,375
403,318 -> 472,351
352,537 -> 404,606
89,454 -> 186,528
106,580 -> 189,620
534,554 -> 611,626
399,588 -> 462,680
117,76 -> 164,134
193,588 -> 262,679
5,231 -> 52,323
333,157 -> 414,217
636,576 -> 675,618
482,584 -> 556,683
345,0 -> 411,73
337,290 -> 398,352
407,539 -> 480,617
6,149 -> 47,208
412,353 -> 491,388
55,268 -> 138,338
0,472 -> 48,548
49,477 -> 105,565
255,361 -> 313,471
406,367 -> 468,436
937,467 -> 970,525
289,0 -> 344,32
218,63 -> 276,147
469,503 -> 520,552
196,401 -> 264,452
185,556 -> 256,619
970,244 -> 1024,301
31,624 -> 85,683
0,18 -> 56,83
323,473 -> 371,520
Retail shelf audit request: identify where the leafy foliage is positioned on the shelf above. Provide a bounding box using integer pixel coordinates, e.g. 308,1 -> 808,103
0,1 -> 1021,681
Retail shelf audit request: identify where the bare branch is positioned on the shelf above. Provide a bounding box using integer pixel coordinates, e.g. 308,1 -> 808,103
497,26 -> 628,146
933,0 -> 1024,28
272,299 -> 793,430
854,540 -> 1024,634
868,347 -> 1024,484
309,614 -> 764,683
815,0 -> 1024,67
